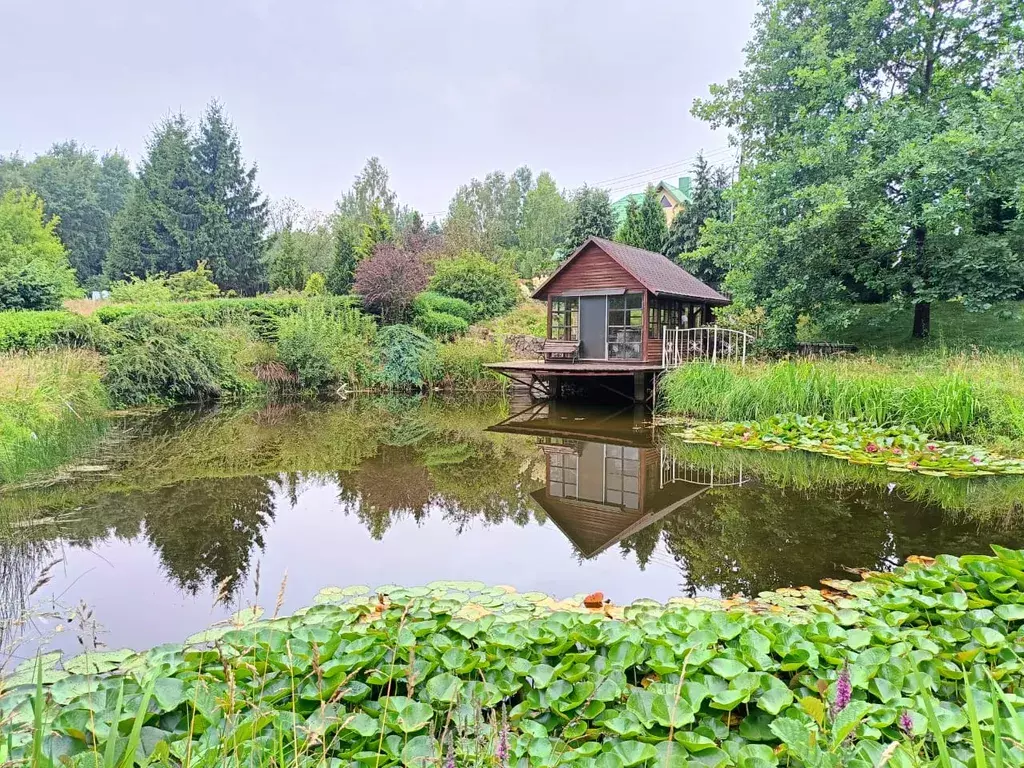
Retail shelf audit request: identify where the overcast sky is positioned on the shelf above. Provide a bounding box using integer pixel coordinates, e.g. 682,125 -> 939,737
3,0 -> 757,218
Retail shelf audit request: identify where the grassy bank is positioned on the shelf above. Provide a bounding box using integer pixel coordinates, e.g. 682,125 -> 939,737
0,351 -> 108,485
659,356 -> 1024,451
3,552 -> 1024,766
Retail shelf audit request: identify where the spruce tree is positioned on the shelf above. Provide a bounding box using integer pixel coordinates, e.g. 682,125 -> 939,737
106,115 -> 202,280
616,186 -> 667,253
327,229 -> 358,294
562,186 -> 615,256
664,154 -> 731,287
195,101 -> 268,294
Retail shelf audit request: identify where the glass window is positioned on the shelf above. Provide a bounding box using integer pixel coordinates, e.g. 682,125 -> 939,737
550,297 -> 578,341
661,195 -> 672,208
549,453 -> 578,499
605,446 -> 640,509
608,293 -> 643,359
649,298 -> 693,338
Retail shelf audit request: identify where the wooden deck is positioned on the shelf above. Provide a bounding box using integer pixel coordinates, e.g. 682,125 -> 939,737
484,360 -> 663,377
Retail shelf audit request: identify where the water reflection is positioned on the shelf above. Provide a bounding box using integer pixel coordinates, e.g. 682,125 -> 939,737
2,396 -> 1024,653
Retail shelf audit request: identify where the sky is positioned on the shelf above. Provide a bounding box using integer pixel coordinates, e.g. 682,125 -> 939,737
3,0 -> 757,218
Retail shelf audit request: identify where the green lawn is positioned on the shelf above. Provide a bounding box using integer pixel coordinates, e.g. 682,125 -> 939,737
820,301 -> 1024,352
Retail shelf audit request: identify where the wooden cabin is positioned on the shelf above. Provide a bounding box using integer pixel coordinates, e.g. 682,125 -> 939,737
486,237 -> 731,401
534,236 -> 730,364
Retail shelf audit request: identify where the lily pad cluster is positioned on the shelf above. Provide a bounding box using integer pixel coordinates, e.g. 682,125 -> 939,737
670,414 -> 1024,478
3,556 -> 1024,767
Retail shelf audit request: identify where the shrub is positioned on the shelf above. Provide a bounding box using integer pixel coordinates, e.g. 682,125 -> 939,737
414,310 -> 469,340
109,274 -> 175,303
428,252 -> 518,319
303,272 -> 327,296
372,324 -> 437,389
100,313 -> 253,406
0,310 -> 100,352
164,261 -> 221,301
277,304 -> 377,391
0,262 -> 67,310
420,337 -> 506,390
354,245 -> 429,323
411,291 -> 476,322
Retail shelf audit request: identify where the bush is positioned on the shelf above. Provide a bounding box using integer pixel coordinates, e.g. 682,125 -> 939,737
411,291 -> 477,323
420,337 -> 506,390
0,310 -> 100,352
94,296 -> 360,340
413,310 -> 469,340
303,272 -> 327,296
0,262 -> 68,310
277,304 -> 377,391
100,313 -> 255,406
372,324 -> 436,389
164,261 -> 221,301
428,253 -> 519,320
354,245 -> 429,323
109,275 -> 174,303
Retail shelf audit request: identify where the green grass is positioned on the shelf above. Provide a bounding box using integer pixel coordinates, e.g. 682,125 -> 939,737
476,300 -> 546,339
811,301 -> 1024,352
659,356 -> 1024,451
0,350 -> 108,486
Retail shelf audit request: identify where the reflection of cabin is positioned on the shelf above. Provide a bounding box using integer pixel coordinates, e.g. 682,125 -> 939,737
485,237 -> 731,402
489,403 -> 739,559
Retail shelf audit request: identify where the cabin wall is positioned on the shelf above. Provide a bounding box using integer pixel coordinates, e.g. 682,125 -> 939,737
541,242 -> 645,295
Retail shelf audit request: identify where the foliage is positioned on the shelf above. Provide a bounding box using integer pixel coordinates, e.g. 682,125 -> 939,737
664,153 -> 732,287
0,190 -> 80,309
277,303 -> 377,391
428,253 -> 518,320
266,227 -> 309,292
673,414 -> 1024,478
562,185 -> 616,256
420,337 -> 506,390
6,550 -> 1024,766
163,260 -> 221,301
334,157 -> 399,232
0,263 -> 66,311
303,271 -> 326,296
105,104 -> 268,294
109,262 -> 221,304
616,186 -> 668,253
479,300 -> 547,338
0,350 -> 107,485
0,311 -> 99,353
327,228 -> 358,295
194,101 -> 269,294
0,142 -> 134,284
693,0 -> 1024,343
354,245 -> 430,323
414,310 -> 469,340
519,171 -> 571,254
93,296 -> 360,341
372,324 -> 437,389
659,358 -> 1024,449
99,313 -> 256,406
354,203 -> 396,260
413,291 -> 477,324
442,167 -> 533,256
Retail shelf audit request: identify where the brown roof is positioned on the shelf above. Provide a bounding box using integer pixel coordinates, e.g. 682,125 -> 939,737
533,236 -> 730,304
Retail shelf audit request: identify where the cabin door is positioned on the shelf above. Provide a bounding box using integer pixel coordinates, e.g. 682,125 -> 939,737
578,296 -> 607,359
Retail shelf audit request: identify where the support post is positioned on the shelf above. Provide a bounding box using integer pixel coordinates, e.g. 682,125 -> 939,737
633,371 -> 645,403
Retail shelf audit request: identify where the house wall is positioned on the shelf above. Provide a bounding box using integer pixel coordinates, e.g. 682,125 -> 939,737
540,242 -> 645,296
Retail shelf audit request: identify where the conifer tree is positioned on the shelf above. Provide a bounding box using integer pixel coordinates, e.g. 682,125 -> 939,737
562,186 -> 615,256
616,186 -> 667,253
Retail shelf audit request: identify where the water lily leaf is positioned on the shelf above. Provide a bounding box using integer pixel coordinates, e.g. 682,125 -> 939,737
994,604 -> 1024,622
425,673 -> 461,703
401,735 -> 439,767
343,712 -> 380,738
757,685 -> 793,715
707,658 -> 747,680
609,740 -> 657,767
63,649 -> 134,675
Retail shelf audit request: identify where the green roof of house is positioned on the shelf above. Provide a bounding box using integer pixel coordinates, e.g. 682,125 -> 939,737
610,177 -> 693,224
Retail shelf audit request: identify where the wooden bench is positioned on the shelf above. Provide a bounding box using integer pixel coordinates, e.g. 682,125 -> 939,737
542,339 -> 580,362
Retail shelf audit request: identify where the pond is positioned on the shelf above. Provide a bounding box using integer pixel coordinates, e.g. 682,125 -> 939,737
2,395 -> 1024,661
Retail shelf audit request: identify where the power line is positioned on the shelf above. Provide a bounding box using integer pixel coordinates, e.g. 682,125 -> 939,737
592,146 -> 735,188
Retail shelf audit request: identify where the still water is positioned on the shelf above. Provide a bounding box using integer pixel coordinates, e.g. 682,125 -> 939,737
2,396 -> 1023,659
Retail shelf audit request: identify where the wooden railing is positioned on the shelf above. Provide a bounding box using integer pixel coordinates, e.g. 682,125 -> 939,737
662,326 -> 753,368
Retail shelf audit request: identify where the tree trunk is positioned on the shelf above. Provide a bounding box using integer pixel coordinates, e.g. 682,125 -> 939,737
912,302 -> 931,339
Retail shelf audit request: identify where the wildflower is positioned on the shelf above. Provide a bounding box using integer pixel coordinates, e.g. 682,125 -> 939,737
742,431 -> 753,442
891,446 -> 902,456
496,708 -> 509,767
969,456 -> 982,465
899,710 -> 913,735
908,461 -> 919,469
865,443 -> 879,454
445,738 -> 456,768
833,665 -> 851,714
926,443 -> 938,451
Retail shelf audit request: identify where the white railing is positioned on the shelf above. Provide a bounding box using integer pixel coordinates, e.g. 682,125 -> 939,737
662,326 -> 753,368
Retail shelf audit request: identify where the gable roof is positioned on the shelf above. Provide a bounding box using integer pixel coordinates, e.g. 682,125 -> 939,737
532,236 -> 730,305
611,177 -> 693,224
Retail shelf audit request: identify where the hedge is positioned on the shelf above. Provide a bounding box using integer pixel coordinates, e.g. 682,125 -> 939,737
0,310 -> 100,353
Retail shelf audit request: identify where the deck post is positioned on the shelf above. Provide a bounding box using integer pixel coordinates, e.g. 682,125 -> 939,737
633,371 -> 645,403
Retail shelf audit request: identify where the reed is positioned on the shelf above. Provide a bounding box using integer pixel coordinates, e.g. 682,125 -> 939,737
659,353 -> 1024,449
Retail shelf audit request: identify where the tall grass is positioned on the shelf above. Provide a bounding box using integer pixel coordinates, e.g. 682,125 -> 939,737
0,350 -> 108,485
659,354 -> 1024,449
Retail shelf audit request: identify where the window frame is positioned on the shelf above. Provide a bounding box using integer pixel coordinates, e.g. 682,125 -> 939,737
607,292 -> 643,359
550,296 -> 579,341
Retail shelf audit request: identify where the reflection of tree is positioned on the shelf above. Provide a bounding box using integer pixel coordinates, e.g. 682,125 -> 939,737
140,476 -> 276,597
620,482 -> 1024,597
337,447 -> 433,540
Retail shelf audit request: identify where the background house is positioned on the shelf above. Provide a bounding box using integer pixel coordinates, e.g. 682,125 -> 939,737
611,177 -> 693,227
